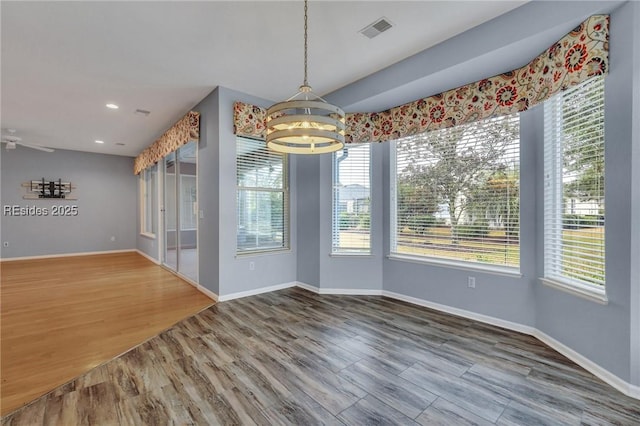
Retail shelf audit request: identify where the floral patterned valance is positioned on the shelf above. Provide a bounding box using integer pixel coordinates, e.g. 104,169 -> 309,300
134,111 -> 200,175
234,14 -> 608,144
234,102 -> 267,140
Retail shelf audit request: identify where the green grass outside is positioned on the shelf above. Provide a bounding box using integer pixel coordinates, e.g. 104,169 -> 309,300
338,226 -> 605,285
561,227 -> 605,285
396,226 -> 519,266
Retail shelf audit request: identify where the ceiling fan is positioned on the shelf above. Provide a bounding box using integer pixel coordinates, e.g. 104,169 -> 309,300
1,129 -> 54,152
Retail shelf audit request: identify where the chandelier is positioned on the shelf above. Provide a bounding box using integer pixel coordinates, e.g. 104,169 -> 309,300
266,0 -> 345,154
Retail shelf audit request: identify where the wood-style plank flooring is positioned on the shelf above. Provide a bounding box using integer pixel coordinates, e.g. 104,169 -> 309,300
3,287 -> 639,425
0,252 -> 214,415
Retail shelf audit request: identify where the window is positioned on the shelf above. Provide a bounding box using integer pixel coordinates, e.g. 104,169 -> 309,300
391,114 -> 520,268
544,76 -> 605,289
140,165 -> 157,236
163,150 -> 198,233
332,144 -> 371,254
180,175 -> 197,230
237,137 -> 289,253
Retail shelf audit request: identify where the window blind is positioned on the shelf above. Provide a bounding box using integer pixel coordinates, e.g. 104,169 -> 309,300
236,137 -> 289,253
391,114 -> 520,268
180,175 -> 197,230
544,76 -> 605,287
141,165 -> 157,235
332,144 -> 371,254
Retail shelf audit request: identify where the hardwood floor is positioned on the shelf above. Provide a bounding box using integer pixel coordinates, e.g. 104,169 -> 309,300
0,252 -> 214,416
2,287 -> 639,425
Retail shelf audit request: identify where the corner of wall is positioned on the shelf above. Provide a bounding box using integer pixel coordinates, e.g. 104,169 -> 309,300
629,0 -> 640,388
533,1 -> 635,384
215,87 -> 297,298
194,87 -> 221,295
1,149 -> 137,258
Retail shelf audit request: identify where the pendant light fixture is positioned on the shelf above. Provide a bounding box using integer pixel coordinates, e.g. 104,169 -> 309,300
266,0 -> 345,154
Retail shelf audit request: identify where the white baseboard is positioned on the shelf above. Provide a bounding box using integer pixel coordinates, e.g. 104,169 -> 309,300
632,384 -> 640,400
195,285 -> 219,302
532,329 -> 640,400
297,284 -> 530,333
295,281 -> 320,293
3,249 -> 636,400
177,274 -> 199,288
294,282 -> 383,296
292,284 -> 638,400
135,249 -> 161,265
379,289 -> 638,400
381,290 -> 535,336
218,281 -> 297,302
155,263 -> 218,302
319,288 -> 383,296
0,249 -> 136,262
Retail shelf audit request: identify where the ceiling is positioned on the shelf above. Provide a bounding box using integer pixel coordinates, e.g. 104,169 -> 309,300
1,1 -> 526,158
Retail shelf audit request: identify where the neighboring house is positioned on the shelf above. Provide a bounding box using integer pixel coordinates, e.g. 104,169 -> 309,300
337,184 -> 370,215
565,198 -> 601,215
434,203 -> 452,225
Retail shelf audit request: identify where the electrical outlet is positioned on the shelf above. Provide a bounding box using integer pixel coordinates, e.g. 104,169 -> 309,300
3,241 -> 8,248
249,261 -> 255,271
199,210 -> 204,219
468,276 -> 476,288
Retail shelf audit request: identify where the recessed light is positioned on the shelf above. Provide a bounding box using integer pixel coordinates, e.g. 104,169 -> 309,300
95,140 -> 104,144
106,103 -> 119,109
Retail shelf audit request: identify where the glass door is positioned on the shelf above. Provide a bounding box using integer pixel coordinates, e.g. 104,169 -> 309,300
164,152 -> 178,271
177,141 -> 198,282
162,143 -> 198,282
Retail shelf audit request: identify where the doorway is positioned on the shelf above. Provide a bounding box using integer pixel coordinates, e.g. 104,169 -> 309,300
163,141 -> 198,282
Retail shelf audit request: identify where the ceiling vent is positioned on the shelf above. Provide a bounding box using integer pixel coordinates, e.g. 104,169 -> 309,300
134,109 -> 151,117
360,17 -> 393,39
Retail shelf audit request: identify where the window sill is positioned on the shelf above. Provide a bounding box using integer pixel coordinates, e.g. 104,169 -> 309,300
329,252 -> 373,258
140,232 -> 156,239
236,248 -> 291,258
387,253 -> 522,278
539,277 -> 608,305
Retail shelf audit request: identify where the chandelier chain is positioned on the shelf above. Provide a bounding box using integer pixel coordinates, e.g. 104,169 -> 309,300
303,0 -> 308,87
265,0 -> 344,154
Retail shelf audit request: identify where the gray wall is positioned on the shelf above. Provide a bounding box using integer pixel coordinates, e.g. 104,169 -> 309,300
534,0 -> 639,385
135,87 -> 225,290
216,87 -> 297,297
137,232 -> 158,261
129,0 -> 639,387
135,85 -> 298,297
296,143 -> 385,293
1,147 -> 136,258
191,88 -> 221,294
326,1 -> 623,113
136,166 -> 160,262
298,0 -> 638,385
136,159 -> 198,262
296,154 -> 321,288
630,0 -> 640,389
380,106 -> 537,326
190,86 -> 298,297
316,143 -> 384,291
